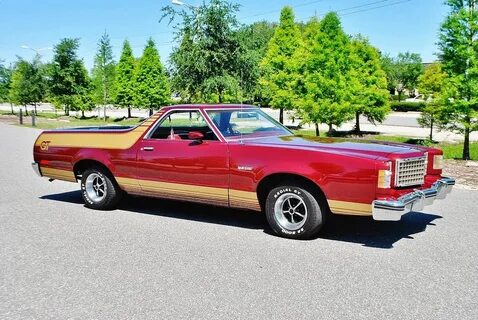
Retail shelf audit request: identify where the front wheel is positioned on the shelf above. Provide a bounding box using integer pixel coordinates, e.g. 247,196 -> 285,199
265,185 -> 326,239
80,167 -> 123,210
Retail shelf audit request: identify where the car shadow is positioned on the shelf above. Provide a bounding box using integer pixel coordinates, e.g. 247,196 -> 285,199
40,191 -> 442,248
320,212 -> 442,249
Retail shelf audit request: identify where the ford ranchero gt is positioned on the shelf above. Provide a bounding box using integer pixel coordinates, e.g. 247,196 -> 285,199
32,105 -> 455,239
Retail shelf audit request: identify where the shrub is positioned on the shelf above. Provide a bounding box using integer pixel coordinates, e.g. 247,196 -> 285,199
390,101 -> 426,112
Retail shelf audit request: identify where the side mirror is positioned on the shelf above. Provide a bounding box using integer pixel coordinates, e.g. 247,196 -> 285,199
188,131 -> 204,143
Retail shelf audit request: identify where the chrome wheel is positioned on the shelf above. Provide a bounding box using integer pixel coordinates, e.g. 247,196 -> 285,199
85,173 -> 107,203
273,193 -> 308,231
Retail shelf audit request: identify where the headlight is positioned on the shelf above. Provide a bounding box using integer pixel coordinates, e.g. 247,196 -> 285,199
377,161 -> 392,188
433,155 -> 444,170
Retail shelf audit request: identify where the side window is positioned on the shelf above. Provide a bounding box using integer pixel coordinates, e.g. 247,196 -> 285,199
150,111 -> 218,140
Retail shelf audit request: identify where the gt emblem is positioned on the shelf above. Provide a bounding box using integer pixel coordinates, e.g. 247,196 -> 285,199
40,141 -> 50,151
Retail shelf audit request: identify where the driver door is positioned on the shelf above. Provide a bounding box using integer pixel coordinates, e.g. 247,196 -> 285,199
136,109 -> 230,206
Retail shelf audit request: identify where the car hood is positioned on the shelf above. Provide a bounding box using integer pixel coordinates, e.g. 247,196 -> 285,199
241,135 -> 425,160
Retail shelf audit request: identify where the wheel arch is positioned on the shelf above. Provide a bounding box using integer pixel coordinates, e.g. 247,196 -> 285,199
73,159 -> 114,179
256,173 -> 330,213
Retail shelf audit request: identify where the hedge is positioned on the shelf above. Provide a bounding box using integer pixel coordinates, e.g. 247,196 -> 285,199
390,101 -> 426,112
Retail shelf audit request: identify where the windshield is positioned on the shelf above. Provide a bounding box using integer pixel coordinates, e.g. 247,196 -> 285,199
206,108 -> 292,140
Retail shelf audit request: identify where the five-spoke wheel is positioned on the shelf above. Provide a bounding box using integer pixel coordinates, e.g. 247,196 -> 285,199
265,185 -> 326,239
80,167 -> 123,210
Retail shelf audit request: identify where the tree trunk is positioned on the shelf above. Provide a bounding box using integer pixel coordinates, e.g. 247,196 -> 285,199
34,103 -> 37,115
103,105 -> 107,121
328,123 -> 333,134
398,90 -> 402,102
279,108 -> 284,124
149,108 -> 153,116
81,110 -> 85,118
24,105 -> 28,116
65,105 -> 69,116
315,122 -> 320,137
429,117 -> 434,141
355,111 -> 361,133
10,103 -> 13,115
463,127 -> 470,160
127,106 -> 132,118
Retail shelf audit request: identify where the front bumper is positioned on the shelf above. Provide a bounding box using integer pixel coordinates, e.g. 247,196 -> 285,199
372,177 -> 455,221
32,162 -> 42,177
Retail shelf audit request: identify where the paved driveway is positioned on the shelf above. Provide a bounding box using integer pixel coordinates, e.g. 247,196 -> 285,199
0,123 -> 476,319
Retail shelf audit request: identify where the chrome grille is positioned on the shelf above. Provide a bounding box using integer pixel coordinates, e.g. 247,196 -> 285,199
395,156 -> 427,187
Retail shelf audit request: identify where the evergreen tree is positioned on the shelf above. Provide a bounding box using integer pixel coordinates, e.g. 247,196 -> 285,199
349,35 -> 390,133
134,38 -> 170,116
300,12 -> 353,134
92,32 -> 115,120
259,6 -> 302,123
49,38 -> 89,115
114,40 -> 136,118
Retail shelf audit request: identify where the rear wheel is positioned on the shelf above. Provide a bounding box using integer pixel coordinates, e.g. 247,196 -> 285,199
265,185 -> 326,239
80,167 -> 122,210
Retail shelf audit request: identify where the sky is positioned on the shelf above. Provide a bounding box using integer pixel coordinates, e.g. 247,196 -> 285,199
0,0 -> 449,70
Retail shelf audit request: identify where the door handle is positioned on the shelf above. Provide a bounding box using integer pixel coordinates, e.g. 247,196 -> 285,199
142,146 -> 154,151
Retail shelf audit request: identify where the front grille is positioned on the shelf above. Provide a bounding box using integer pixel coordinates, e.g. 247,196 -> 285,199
395,156 -> 427,187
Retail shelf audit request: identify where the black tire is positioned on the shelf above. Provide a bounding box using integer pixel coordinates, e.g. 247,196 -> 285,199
265,185 -> 326,239
80,166 -> 123,210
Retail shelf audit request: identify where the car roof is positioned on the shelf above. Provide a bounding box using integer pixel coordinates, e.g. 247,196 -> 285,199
160,104 -> 258,112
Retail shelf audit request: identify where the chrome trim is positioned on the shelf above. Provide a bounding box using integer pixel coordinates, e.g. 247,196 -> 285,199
32,162 -> 42,177
372,177 -> 455,221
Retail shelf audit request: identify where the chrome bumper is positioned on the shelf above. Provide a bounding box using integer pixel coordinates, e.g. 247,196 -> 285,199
372,177 -> 455,221
32,162 -> 42,177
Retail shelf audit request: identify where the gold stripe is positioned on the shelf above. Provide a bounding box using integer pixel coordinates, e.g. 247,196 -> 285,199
41,167 -> 77,182
328,199 -> 372,216
117,177 -> 261,210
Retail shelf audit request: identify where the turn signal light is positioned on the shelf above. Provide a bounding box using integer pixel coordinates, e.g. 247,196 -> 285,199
377,161 -> 392,188
433,155 -> 444,170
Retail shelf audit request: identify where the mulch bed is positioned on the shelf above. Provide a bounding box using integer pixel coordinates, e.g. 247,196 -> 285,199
443,160 -> 478,190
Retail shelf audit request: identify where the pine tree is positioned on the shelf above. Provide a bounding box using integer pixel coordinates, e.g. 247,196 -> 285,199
349,35 -> 390,133
114,40 -> 136,118
134,38 -> 170,116
438,0 -> 478,160
300,12 -> 353,134
49,38 -> 89,115
259,6 -> 302,124
92,32 -> 115,120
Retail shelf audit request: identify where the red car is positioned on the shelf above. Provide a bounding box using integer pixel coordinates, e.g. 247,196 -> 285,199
32,105 -> 455,239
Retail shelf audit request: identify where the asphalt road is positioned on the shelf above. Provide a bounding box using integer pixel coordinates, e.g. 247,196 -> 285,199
1,123 -> 477,319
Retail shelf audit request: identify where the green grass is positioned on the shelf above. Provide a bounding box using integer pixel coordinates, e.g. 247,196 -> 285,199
439,142 -> 478,160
